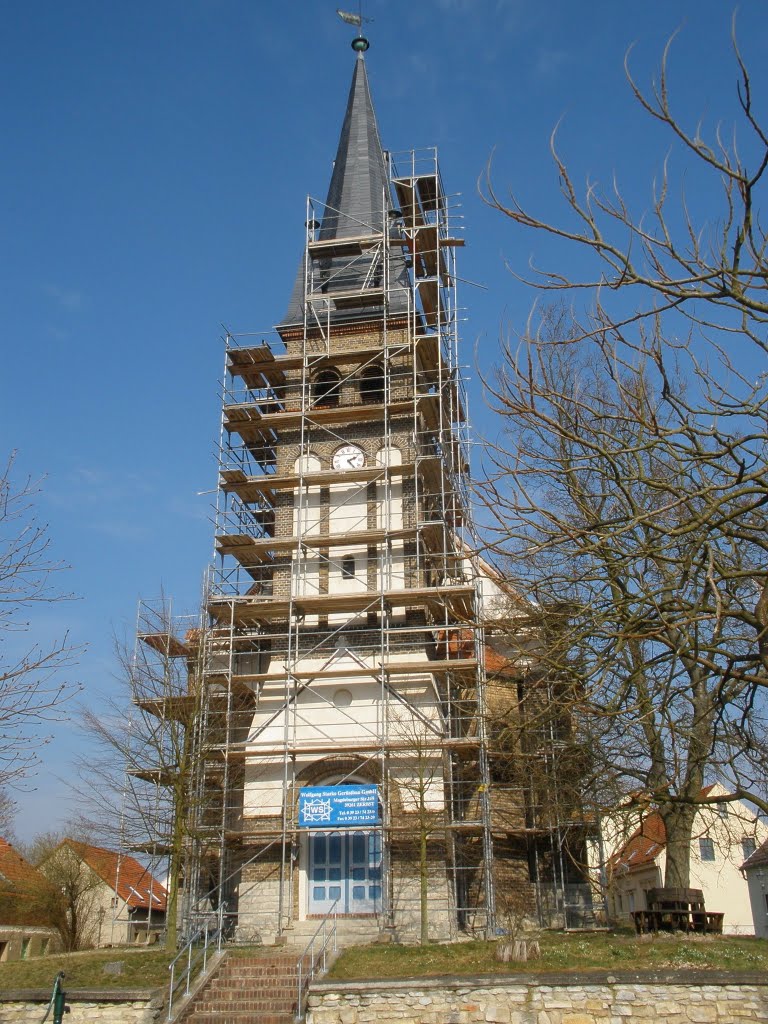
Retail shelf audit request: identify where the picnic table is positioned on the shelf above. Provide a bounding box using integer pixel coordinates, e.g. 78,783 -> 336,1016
631,887 -> 724,935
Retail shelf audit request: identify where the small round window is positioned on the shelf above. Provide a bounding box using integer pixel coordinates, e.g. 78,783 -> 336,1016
333,688 -> 353,708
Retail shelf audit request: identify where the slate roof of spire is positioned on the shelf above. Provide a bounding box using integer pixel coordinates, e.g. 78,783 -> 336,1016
280,49 -> 409,328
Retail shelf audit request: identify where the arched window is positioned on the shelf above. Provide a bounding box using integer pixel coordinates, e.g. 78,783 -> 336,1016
313,369 -> 341,408
359,364 -> 385,405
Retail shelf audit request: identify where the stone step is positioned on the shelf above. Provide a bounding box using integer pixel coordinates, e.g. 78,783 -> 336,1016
205,979 -> 299,991
214,967 -> 304,980
178,947 -> 313,1024
185,1011 -> 296,1019
193,999 -> 298,1013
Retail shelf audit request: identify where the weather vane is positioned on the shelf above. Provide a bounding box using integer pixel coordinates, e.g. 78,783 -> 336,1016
337,6 -> 373,51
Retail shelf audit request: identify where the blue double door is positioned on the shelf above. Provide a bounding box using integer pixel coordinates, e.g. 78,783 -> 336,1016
308,831 -> 382,915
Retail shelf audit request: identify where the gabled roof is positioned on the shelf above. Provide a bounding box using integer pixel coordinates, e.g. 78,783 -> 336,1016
609,813 -> 667,874
0,837 -> 53,927
741,837 -> 768,872
608,785 -> 720,875
281,48 -> 409,328
0,837 -> 44,890
63,840 -> 168,912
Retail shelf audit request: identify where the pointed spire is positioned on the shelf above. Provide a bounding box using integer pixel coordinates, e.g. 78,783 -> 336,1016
320,50 -> 387,241
280,47 -> 409,328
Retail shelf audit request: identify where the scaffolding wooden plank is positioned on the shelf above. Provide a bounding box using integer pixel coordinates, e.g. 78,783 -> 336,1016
224,399 -> 414,438
392,179 -> 419,226
416,224 -> 440,280
216,526 -> 416,559
417,279 -> 439,327
207,582 -> 476,626
416,174 -> 442,213
307,233 -> 382,258
126,767 -> 179,785
308,285 -> 385,306
137,632 -> 190,658
220,461 -> 416,501
230,341 -> 420,378
206,735 -> 481,761
133,695 -> 195,722
129,842 -> 173,854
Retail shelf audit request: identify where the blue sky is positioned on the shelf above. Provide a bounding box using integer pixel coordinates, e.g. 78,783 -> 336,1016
2,0 -> 767,840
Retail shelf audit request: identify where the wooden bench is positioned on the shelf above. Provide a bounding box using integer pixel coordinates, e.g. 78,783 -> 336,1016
631,887 -> 723,934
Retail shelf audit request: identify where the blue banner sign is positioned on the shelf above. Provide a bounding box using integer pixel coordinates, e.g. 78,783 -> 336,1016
298,785 -> 380,828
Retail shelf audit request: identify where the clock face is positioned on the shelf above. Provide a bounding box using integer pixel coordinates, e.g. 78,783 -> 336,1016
332,445 -> 365,470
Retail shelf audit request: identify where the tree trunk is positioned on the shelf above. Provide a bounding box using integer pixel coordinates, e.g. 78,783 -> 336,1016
165,833 -> 182,951
419,793 -> 429,944
661,804 -> 697,890
496,939 -> 540,962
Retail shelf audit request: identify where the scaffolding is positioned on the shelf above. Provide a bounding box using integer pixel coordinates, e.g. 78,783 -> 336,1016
121,134 -> 603,941
161,147 -> 498,942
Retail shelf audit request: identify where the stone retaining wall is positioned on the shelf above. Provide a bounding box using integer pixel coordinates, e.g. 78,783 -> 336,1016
307,972 -> 768,1024
0,990 -> 162,1024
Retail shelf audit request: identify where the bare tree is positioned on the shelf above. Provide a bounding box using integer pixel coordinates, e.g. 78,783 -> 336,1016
390,706 -> 447,944
484,16 -> 768,346
0,787 -> 16,838
0,451 -> 81,785
480,316 -> 768,888
74,598 -> 207,950
478,20 -> 768,890
29,831 -> 104,951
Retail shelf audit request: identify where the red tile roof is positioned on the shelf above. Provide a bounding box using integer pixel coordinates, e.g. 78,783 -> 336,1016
609,786 -> 720,876
484,647 -> 519,678
609,813 -> 667,875
0,837 -> 53,927
0,837 -> 44,889
64,841 -> 168,911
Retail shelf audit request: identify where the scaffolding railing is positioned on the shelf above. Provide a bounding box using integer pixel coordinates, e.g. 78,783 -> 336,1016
175,147 -> 495,941
113,145 -> 599,948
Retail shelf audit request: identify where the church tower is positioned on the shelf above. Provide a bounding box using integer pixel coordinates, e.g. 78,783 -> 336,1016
191,35 -> 495,943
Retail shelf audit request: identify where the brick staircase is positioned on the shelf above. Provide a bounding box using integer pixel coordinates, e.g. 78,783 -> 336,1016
179,948 -> 308,1024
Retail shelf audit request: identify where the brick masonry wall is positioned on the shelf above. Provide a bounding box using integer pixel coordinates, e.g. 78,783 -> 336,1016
307,973 -> 768,1024
0,992 -> 161,1024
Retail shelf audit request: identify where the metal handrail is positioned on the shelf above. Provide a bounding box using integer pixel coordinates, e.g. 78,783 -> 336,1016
295,901 -> 339,1021
167,902 -> 226,1021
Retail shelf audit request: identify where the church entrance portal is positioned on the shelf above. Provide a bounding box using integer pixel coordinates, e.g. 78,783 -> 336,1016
308,831 -> 383,915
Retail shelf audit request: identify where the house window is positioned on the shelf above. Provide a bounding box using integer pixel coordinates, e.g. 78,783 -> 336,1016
699,837 -> 715,862
359,364 -> 385,404
313,369 -> 341,408
20,938 -> 30,960
341,555 -> 356,579
742,837 -> 757,861
717,802 -> 729,818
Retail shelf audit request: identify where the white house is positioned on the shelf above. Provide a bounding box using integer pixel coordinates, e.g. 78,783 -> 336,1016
741,839 -> 768,938
607,786 -> 768,935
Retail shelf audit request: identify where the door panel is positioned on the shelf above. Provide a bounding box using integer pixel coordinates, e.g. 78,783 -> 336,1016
308,831 -> 382,915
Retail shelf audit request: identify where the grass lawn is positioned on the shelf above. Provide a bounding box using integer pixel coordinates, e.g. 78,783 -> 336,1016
328,932 -> 768,980
0,947 -> 177,992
